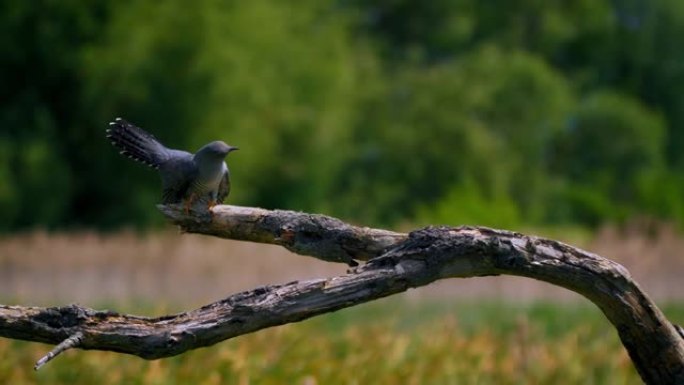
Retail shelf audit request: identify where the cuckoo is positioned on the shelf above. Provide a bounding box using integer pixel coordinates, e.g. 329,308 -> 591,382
106,118 -> 238,211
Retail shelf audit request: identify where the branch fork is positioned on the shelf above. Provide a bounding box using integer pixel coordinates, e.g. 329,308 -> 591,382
35,332 -> 84,370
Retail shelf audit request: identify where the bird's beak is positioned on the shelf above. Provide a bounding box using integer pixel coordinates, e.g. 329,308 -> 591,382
229,146 -> 239,152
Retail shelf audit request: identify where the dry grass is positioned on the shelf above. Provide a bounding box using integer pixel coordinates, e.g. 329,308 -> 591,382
0,223 -> 682,309
0,229 -> 343,310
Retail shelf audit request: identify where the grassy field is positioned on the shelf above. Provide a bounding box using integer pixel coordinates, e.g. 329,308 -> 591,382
2,300 -> 683,384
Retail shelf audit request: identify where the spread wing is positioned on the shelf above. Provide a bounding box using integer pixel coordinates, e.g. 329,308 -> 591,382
217,168 -> 231,204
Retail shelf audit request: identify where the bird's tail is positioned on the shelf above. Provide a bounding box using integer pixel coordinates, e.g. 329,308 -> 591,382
106,118 -> 170,169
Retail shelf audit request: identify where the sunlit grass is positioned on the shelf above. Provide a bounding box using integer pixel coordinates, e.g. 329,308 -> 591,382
4,300 -> 681,384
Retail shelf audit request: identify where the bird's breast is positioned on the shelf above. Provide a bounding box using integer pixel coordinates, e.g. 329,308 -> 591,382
193,161 -> 228,193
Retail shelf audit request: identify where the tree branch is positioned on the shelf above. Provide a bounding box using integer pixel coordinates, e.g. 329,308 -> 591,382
0,204 -> 682,384
34,332 -> 84,370
157,204 -> 406,265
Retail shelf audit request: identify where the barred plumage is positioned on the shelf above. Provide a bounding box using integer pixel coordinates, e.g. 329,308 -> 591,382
106,118 -> 170,169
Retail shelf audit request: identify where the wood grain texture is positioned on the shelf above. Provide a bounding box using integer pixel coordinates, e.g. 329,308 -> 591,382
0,204 -> 681,384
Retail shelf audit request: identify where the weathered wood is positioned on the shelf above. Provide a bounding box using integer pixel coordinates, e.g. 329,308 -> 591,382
157,204 -> 406,265
0,204 -> 681,384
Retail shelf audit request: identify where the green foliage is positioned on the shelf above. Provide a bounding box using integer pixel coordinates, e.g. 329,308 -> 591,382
550,91 -> 667,224
2,0 -> 684,230
417,181 -> 521,228
334,47 -> 572,225
0,0 -> 111,229
0,140 -> 18,231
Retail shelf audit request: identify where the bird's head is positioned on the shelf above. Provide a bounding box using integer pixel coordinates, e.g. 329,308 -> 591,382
199,141 -> 239,158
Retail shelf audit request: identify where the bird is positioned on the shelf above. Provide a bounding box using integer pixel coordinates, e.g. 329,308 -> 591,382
106,117 -> 238,212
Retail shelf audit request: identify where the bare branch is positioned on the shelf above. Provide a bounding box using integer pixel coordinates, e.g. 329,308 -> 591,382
0,204 -> 681,384
157,204 -> 406,265
35,332 -> 84,370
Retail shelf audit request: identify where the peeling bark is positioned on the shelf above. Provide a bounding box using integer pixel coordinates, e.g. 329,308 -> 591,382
0,204 -> 681,384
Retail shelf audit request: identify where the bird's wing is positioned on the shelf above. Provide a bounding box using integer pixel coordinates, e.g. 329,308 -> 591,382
160,155 -> 198,204
217,167 -> 231,204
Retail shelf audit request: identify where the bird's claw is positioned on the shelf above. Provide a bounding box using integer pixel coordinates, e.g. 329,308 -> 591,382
346,259 -> 360,274
183,193 -> 197,215
207,199 -> 218,218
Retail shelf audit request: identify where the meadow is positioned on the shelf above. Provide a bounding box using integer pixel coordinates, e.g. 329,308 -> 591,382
0,226 -> 682,384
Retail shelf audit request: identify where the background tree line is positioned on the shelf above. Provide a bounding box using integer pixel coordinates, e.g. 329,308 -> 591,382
1,0 -> 683,231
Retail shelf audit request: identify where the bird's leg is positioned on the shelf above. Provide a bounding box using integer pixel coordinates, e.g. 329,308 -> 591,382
207,199 -> 217,210
207,198 -> 219,219
184,193 -> 197,215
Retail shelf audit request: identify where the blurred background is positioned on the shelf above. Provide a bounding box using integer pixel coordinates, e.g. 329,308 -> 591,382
1,1 -> 683,383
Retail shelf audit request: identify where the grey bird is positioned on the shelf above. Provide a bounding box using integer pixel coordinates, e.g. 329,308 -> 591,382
106,118 -> 238,211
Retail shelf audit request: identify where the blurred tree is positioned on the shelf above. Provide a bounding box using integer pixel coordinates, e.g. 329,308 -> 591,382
624,0 -> 684,171
344,0 -> 475,62
457,47 -> 573,223
0,0 -> 112,229
344,0 -> 684,227
345,0 -> 614,64
331,47 -> 572,226
0,139 -> 18,231
550,91 -> 666,225
416,179 -> 521,229
1,0 -> 683,231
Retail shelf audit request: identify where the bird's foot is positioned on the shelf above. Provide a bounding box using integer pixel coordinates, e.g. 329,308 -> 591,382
183,193 -> 197,215
347,259 -> 359,274
346,259 -> 360,274
207,199 -> 218,218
